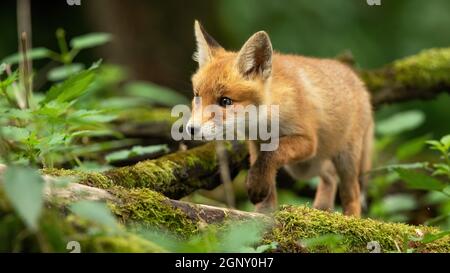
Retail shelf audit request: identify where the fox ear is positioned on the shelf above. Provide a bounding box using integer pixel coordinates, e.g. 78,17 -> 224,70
236,31 -> 272,79
194,20 -> 222,67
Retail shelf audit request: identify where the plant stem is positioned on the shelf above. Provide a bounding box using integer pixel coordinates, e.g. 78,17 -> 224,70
5,65 -> 26,109
56,28 -> 71,65
216,141 -> 235,208
17,0 -> 33,109
20,32 -> 33,109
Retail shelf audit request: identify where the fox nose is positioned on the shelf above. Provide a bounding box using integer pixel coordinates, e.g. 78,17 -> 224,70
187,125 -> 200,136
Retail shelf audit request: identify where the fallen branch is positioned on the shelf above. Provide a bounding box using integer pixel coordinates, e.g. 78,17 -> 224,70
1,177 -> 449,253
360,48 -> 450,106
44,141 -> 248,200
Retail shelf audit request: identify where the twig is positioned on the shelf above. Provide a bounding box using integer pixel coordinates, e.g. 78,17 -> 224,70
215,141 -> 236,208
20,32 -> 33,109
16,0 -> 33,109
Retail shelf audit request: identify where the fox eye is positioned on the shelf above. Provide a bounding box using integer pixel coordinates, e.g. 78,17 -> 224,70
219,97 -> 233,107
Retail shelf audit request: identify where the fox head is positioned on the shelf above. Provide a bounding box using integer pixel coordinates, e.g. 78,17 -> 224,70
187,21 -> 274,140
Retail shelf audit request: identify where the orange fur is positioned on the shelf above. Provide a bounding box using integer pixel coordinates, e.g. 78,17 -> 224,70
190,21 -> 373,216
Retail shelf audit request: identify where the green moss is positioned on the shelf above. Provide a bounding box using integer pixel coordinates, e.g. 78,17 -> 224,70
43,168 -> 113,189
105,160 -> 179,189
103,141 -> 246,198
108,186 -> 198,237
359,70 -> 388,92
265,206 -> 450,253
360,47 -> 450,95
393,48 -> 450,88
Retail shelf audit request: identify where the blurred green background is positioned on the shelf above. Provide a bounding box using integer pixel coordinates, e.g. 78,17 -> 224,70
1,0 -> 450,88
1,0 -> 450,227
1,0 -> 449,135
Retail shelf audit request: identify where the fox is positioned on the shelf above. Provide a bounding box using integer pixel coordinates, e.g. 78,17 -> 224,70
187,21 -> 373,217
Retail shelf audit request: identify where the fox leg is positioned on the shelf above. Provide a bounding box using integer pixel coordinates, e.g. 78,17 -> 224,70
333,142 -> 363,217
246,135 -> 316,212
313,160 -> 338,211
247,141 -> 277,212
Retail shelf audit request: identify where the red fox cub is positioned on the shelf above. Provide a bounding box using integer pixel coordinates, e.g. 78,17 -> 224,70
188,21 -> 373,217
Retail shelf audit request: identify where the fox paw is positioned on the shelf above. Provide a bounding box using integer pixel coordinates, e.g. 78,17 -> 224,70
246,169 -> 271,204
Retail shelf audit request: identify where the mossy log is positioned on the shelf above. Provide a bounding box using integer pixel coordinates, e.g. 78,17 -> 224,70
44,141 -> 248,200
360,48 -> 450,106
0,176 -> 258,252
1,179 -> 449,253
110,188 -> 450,253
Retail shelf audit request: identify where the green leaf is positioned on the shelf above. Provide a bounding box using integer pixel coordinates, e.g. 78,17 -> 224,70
49,133 -> 67,145
371,162 -> 428,173
105,144 -> 169,163
443,186 -> 450,196
379,194 -> 418,214
104,150 -> 131,163
421,231 -> 450,244
0,70 -> 18,89
395,168 -> 446,191
1,126 -> 30,141
2,48 -> 52,64
441,135 -> 450,149
300,234 -> 345,252
34,101 -> 71,118
376,110 -> 425,136
426,140 -> 442,147
432,163 -> 450,177
396,135 -> 428,160
423,191 -> 449,206
254,242 -> 278,253
69,130 -> 118,139
2,109 -> 32,121
2,166 -> 45,231
70,201 -> 118,230
219,220 -> 267,252
70,33 -> 112,50
47,63 -> 85,81
124,81 -> 189,106
0,63 -> 6,75
68,109 -> 116,123
42,69 -> 96,104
